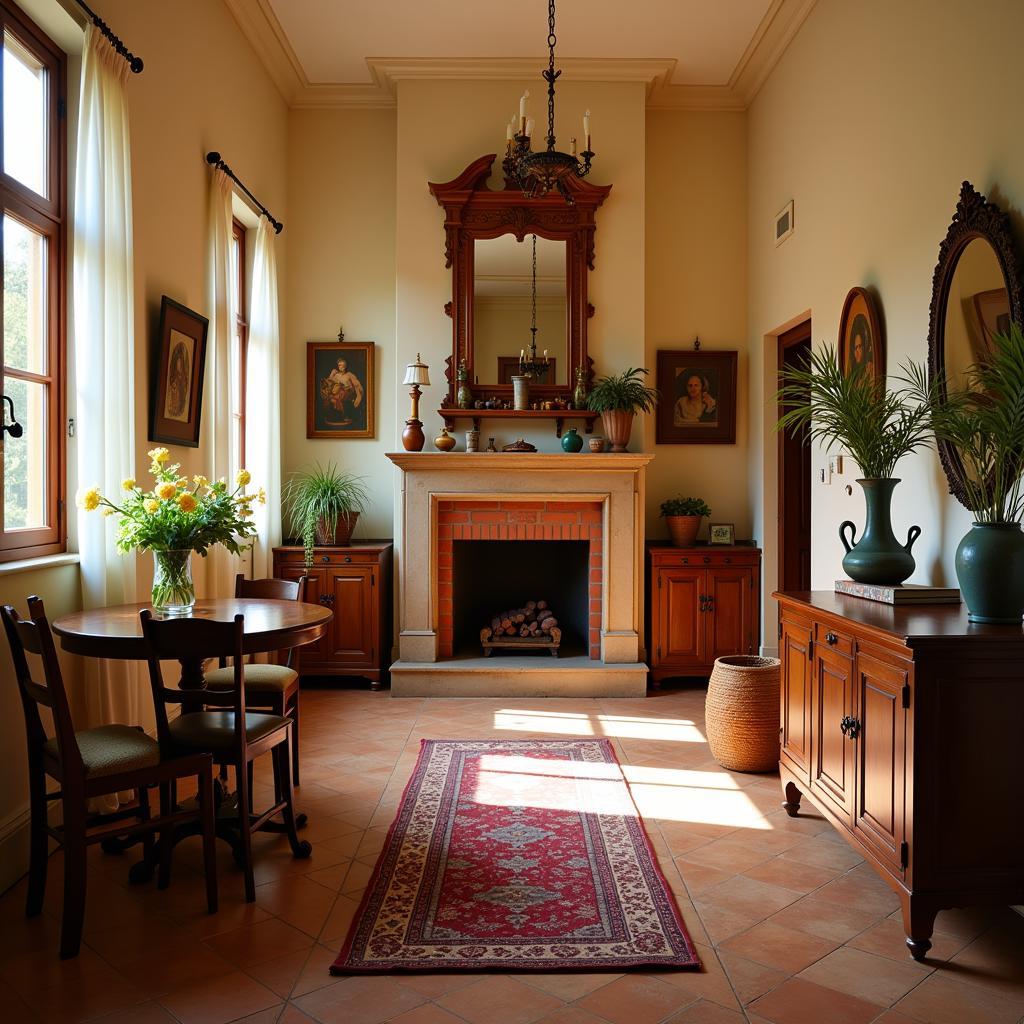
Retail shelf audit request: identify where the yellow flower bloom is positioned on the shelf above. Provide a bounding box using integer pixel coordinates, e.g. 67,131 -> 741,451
178,493 -> 198,513
235,493 -> 253,505
143,498 -> 160,515
102,507 -> 115,517
148,447 -> 170,464
78,487 -> 102,512
257,488 -> 267,505
238,506 -> 253,517
193,475 -> 209,488
155,481 -> 177,501
236,469 -> 251,487
121,477 -> 136,491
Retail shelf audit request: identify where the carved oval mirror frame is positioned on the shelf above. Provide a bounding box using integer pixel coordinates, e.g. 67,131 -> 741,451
429,154 -> 612,403
927,181 -> 1024,509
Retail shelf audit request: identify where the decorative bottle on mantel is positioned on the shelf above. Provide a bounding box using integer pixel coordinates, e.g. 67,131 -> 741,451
561,427 -> 584,453
456,360 -> 473,409
572,367 -> 588,410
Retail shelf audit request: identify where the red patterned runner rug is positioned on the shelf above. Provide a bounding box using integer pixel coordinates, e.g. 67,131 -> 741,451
332,738 -> 700,973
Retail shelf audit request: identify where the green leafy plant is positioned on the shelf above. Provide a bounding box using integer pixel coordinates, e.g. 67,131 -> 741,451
282,462 -> 370,565
586,367 -> 659,413
908,323 -> 1024,523
659,495 -> 711,518
775,344 -> 938,479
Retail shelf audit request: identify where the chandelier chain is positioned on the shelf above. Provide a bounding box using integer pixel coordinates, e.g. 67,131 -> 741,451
531,234 -> 538,336
546,0 -> 557,151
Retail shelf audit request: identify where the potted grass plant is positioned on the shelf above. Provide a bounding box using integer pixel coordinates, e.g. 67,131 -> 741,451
585,367 -> 659,452
659,495 -> 711,548
282,462 -> 370,566
776,344 -> 938,585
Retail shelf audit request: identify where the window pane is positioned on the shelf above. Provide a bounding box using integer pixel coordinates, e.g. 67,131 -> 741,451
3,31 -> 48,198
3,215 -> 47,374
3,376 -> 47,530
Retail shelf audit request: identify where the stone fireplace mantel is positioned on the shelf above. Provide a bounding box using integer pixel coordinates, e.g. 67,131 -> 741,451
387,452 -> 653,697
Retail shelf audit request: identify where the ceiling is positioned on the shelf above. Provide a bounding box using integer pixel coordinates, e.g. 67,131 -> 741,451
226,0 -> 817,110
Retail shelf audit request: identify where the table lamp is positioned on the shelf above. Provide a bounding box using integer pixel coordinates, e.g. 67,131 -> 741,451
402,353 -> 430,452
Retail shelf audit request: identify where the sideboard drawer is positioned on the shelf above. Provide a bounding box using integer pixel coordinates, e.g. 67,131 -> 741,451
815,622 -> 855,659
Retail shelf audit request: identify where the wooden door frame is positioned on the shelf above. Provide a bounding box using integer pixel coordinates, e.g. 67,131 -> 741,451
777,319 -> 812,593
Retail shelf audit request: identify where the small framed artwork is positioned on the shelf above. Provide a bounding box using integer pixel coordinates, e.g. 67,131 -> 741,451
774,199 -> 794,246
149,296 -> 209,448
307,341 -> 375,439
838,287 -> 885,383
655,349 -> 738,444
708,523 -> 735,546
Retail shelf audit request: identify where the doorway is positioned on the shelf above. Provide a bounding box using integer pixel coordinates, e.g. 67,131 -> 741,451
778,320 -> 812,591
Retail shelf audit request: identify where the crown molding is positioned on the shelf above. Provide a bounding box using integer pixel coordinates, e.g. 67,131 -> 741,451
226,0 -> 816,111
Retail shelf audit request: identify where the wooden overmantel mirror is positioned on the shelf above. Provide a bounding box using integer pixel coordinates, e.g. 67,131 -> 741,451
429,154 -> 611,418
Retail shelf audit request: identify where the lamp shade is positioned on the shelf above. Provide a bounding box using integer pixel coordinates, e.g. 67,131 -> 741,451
403,353 -> 431,387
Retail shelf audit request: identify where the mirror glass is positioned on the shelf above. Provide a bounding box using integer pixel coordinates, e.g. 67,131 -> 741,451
473,234 -> 567,386
943,236 -> 1009,390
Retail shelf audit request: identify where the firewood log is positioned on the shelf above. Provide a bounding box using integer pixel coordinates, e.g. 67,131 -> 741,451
491,617 -> 501,632
537,600 -> 548,611
519,625 -> 531,637
525,600 -> 536,612
504,625 -> 516,635
500,617 -> 512,630
539,616 -> 558,631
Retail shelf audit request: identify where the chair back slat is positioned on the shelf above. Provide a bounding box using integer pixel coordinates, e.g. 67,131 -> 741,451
2,598 -> 85,777
234,573 -> 306,602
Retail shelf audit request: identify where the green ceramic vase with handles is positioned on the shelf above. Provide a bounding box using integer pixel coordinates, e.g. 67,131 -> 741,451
561,427 -> 584,453
839,478 -> 921,585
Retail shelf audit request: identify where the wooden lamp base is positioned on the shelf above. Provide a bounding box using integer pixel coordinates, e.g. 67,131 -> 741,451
402,419 -> 425,452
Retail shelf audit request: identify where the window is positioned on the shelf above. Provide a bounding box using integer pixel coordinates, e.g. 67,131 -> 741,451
229,218 -> 247,474
0,1 -> 65,561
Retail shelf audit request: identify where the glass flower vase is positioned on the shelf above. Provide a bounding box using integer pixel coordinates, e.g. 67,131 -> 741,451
151,549 -> 195,615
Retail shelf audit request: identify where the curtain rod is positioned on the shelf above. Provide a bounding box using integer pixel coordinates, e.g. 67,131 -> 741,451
73,0 -> 143,73
206,152 -> 284,234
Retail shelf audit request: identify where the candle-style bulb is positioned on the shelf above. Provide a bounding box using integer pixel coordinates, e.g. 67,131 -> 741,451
525,117 -> 535,137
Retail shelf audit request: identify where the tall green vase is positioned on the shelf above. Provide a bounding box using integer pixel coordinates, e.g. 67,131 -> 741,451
955,522 -> 1024,623
839,478 -> 921,585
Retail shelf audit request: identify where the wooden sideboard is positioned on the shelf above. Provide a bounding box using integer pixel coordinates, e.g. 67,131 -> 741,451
775,590 -> 1024,959
273,543 -> 392,689
647,545 -> 761,684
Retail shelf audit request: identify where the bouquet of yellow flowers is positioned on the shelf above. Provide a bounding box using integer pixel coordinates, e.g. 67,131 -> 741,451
79,447 -> 265,612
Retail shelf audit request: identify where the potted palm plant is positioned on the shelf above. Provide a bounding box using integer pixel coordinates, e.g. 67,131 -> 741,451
282,462 -> 369,566
776,345 -> 937,585
585,367 -> 659,452
659,495 -> 711,548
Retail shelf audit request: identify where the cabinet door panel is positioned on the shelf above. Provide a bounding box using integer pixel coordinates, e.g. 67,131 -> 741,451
810,646 -> 855,822
657,568 -> 705,667
275,565 -> 326,659
706,568 -> 753,661
329,568 -> 376,667
853,650 -> 907,871
780,617 -> 812,780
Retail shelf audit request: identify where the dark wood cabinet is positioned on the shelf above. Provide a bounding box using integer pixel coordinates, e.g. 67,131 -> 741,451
273,543 -> 392,689
647,546 -> 761,684
775,590 -> 1024,961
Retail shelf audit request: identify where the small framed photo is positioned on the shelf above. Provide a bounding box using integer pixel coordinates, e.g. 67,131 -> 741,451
655,349 -> 738,444
708,523 -> 735,546
774,200 -> 794,246
838,286 -> 885,383
149,296 -> 209,448
307,341 -> 375,439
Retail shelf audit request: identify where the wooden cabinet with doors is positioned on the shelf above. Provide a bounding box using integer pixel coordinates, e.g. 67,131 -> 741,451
273,543 -> 392,689
646,545 -> 761,685
775,590 -> 1024,961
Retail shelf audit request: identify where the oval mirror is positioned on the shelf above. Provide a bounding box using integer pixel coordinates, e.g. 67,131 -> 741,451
928,182 -> 1024,508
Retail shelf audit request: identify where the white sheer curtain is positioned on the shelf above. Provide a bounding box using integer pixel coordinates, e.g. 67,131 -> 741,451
247,217 -> 282,578
203,168 -> 238,596
73,24 -> 148,738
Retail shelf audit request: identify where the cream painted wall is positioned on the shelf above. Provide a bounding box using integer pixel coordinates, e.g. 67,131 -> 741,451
645,110 -> 747,542
746,0 -> 1024,647
283,108 -> 397,539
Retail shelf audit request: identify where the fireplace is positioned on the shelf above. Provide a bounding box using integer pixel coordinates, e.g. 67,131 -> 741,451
387,452 -> 653,697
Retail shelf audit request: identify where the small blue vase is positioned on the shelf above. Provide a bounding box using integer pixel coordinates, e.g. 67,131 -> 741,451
561,427 -> 584,453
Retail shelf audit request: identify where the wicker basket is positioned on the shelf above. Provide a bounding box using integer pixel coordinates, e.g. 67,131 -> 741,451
706,655 -> 781,773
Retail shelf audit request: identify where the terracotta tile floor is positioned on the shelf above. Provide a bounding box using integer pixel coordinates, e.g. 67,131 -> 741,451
2,684 -> 1023,1024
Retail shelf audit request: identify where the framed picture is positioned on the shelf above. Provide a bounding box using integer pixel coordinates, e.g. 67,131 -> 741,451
149,296 -> 209,448
655,349 -> 737,444
774,199 -> 794,246
307,341 -> 375,439
708,523 -> 735,546
838,287 -> 885,383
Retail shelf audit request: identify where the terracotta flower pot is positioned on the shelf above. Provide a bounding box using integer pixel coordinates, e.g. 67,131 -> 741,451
600,410 -> 635,453
665,515 -> 702,548
315,511 -> 359,547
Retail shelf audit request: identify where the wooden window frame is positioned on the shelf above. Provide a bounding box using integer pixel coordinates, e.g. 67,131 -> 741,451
231,217 -> 248,472
0,0 -> 66,561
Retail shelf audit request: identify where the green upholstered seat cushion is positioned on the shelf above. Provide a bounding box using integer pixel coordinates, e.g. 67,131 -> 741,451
203,664 -> 298,693
169,711 -> 289,751
45,725 -> 160,779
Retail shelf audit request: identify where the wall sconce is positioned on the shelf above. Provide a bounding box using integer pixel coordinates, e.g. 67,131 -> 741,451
2,396 -> 23,438
402,354 -> 430,452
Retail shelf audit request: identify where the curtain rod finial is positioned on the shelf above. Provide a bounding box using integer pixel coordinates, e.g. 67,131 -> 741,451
206,151 -> 221,166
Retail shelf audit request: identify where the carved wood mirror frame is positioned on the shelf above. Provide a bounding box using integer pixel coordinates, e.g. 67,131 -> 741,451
429,154 -> 611,403
927,181 -> 1024,508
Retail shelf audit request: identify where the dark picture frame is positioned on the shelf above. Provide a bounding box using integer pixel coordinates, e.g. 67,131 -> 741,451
838,286 -> 885,383
655,349 -> 737,444
307,340 -> 375,439
149,296 -> 209,448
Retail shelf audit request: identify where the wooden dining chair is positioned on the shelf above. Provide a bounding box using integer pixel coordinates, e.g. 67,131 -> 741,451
140,610 -> 310,903
2,597 -> 218,959
202,573 -> 307,783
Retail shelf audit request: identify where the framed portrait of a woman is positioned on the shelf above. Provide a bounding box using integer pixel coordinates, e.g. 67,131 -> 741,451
149,297 -> 208,447
655,349 -> 737,444
838,287 -> 885,383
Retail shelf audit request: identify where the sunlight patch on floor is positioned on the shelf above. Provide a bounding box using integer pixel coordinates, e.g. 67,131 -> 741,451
493,710 -> 596,735
596,714 -> 705,743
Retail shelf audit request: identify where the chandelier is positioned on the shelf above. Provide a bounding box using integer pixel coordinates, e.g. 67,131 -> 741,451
518,235 -> 550,379
503,0 -> 593,204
